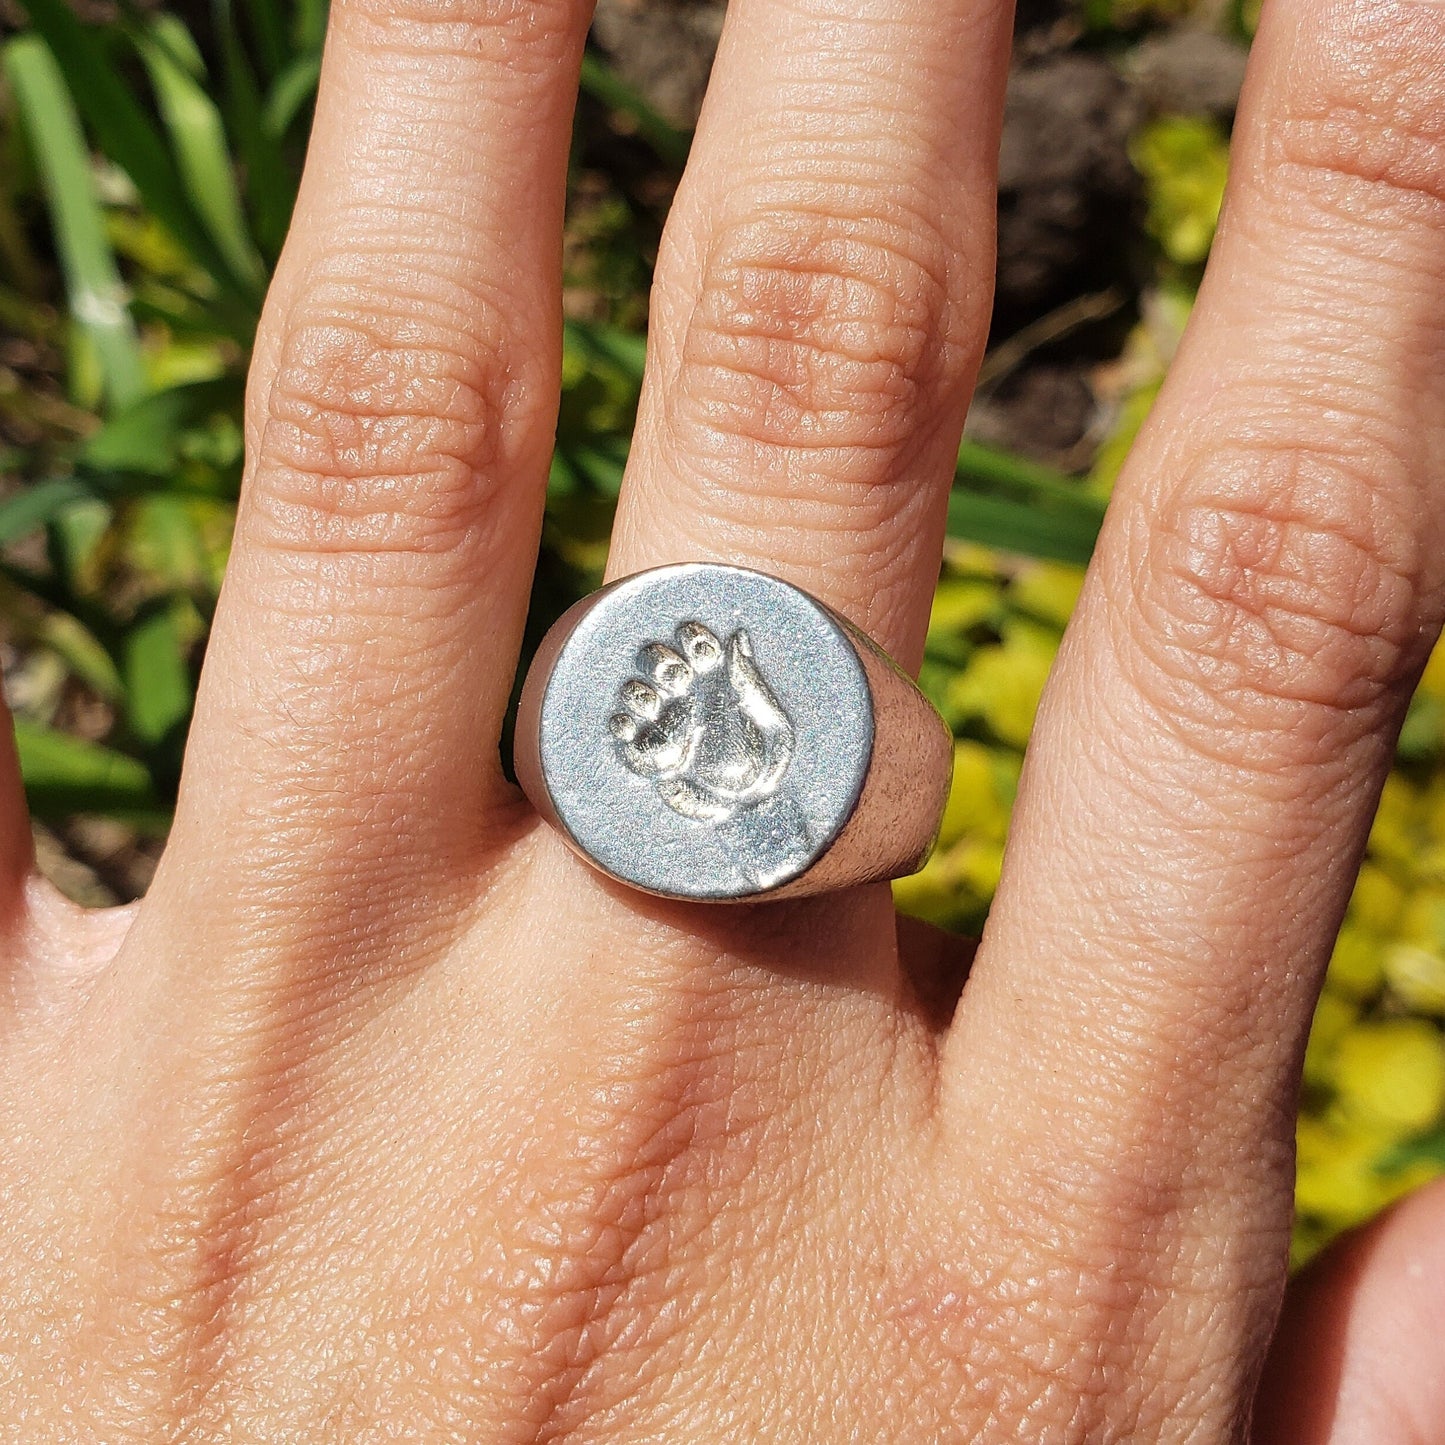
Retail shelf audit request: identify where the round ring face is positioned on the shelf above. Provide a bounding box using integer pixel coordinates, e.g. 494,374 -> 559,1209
535,564 -> 875,899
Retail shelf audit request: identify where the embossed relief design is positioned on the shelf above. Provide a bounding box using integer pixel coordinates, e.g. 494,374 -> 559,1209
609,622 -> 796,823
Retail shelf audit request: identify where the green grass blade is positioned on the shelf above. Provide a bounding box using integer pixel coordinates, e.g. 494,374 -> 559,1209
578,51 -> 691,169
0,557 -> 125,689
213,0 -> 295,257
949,440 -> 1107,564
14,0 -> 244,300
293,0 -> 329,56
3,35 -> 145,410
564,317 -> 647,382
122,601 -> 193,746
40,611 -> 125,702
81,376 -> 241,476
0,557 -> 125,699
946,488 -> 1102,567
1379,1130 -> 1445,1172
264,52 -> 321,137
244,0 -> 288,81
0,125 -> 44,296
13,716 -> 168,826
554,440 -> 627,498
133,14 -> 267,301
957,439 -> 1099,507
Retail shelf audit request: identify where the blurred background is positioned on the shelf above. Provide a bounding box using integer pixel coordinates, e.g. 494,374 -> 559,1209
0,0 -> 1441,1265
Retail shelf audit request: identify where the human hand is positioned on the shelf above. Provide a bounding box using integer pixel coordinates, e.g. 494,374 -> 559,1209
611,623 -> 797,824
4,0 -> 1445,1438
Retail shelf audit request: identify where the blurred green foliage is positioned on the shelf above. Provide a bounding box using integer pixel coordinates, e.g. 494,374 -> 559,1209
1132,114 -> 1229,266
0,0 -> 1440,1263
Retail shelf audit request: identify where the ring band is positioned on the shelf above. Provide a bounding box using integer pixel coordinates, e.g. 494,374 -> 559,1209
514,563 -> 953,902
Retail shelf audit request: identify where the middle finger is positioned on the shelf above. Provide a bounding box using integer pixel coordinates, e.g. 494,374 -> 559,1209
608,0 -> 1015,670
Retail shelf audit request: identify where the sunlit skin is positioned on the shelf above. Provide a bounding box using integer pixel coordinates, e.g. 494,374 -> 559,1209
4,0 -> 1445,1438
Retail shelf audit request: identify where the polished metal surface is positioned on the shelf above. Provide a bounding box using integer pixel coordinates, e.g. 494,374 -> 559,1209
514,563 -> 952,901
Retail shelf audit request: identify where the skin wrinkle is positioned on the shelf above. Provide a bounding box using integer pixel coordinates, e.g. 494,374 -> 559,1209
342,32 -> 573,103
1139,501 -> 1419,710
243,556 -> 492,638
337,0 -> 582,47
624,429 -> 945,644
127,974 -> 449,1437
248,477 -> 495,562
234,2 -> 579,519
298,256 -> 541,344
217,619 -> 461,762
690,178 -> 981,259
1263,172 -> 1445,282
1074,581 -> 1389,844
670,219 -> 965,461
56,983 -> 336,1442
510,913 -> 929,1442
261,323 -> 506,473
1109,633 -> 1410,800
476,978 -> 778,1440
1277,122 -> 1445,221
1275,116 -> 1445,209
1104,433 -> 1437,764
647,429 -> 945,523
937,1128 -> 1287,1437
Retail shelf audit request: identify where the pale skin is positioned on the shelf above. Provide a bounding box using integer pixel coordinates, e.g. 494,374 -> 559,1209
3,0 -> 1445,1436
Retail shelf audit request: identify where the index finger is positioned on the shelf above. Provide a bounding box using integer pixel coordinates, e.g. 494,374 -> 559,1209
144,0 -> 590,978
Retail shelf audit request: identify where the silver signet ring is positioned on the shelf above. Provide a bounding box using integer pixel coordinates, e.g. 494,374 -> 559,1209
514,563 -> 954,902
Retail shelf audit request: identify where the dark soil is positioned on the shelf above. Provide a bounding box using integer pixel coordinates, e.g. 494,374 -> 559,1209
591,0 -> 726,129
586,1 -> 1244,467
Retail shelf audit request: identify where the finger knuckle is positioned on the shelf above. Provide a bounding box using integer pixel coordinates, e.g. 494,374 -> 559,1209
1276,0 -> 1445,212
670,207 -> 973,487
481,994 -> 770,1434
252,312 -> 538,562
902,1190 -> 1273,1441
1128,444 -> 1434,760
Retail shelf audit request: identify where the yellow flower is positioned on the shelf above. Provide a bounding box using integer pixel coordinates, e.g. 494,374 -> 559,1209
892,861 -> 965,928
928,579 -> 1001,639
939,741 -> 1016,847
955,839 -> 1006,900
1130,116 -> 1230,266
1383,943 -> 1445,1018
1295,1116 -> 1396,1222
1011,563 -> 1086,632
893,834 -> 1002,929
1399,889 -> 1445,950
948,636 -> 1056,750
1303,992 -> 1357,1090
1333,1020 -> 1445,1136
1324,925 -> 1384,1002
1295,1116 -> 1439,1231
1348,864 -> 1407,935
1411,845 -> 1445,889
1368,775 -> 1421,874
1419,635 -> 1445,699
1418,781 -> 1445,869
